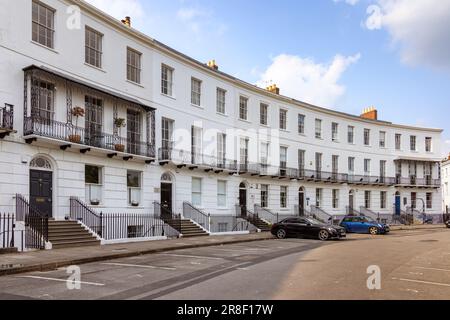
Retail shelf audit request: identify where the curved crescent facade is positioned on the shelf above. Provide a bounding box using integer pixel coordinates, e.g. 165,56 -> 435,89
0,1 -> 443,236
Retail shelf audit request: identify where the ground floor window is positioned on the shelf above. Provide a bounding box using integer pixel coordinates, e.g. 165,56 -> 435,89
280,186 -> 288,208
127,170 -> 142,206
85,165 -> 102,205
192,177 -> 202,206
316,188 -> 322,208
261,184 -> 269,208
332,189 -> 339,209
364,191 -> 371,209
426,193 -> 433,209
217,180 -> 227,207
218,223 -> 228,233
127,225 -> 143,238
380,191 -> 387,209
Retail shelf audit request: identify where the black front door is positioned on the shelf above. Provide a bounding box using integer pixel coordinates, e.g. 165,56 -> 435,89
239,188 -> 247,217
299,192 -> 305,216
30,170 -> 53,217
161,183 -> 173,213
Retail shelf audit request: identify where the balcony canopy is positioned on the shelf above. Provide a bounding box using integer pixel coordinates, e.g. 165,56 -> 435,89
23,65 -> 155,112
394,156 -> 442,163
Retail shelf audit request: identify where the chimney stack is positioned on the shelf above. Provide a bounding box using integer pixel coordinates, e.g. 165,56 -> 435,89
361,106 -> 378,120
121,16 -> 131,27
266,84 -> 280,95
207,60 -> 219,71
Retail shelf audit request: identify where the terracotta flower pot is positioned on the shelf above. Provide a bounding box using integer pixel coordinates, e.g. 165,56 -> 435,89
68,134 -> 81,143
115,144 -> 125,152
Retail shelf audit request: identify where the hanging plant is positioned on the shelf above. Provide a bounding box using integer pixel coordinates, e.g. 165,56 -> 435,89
68,106 -> 85,143
114,117 -> 127,152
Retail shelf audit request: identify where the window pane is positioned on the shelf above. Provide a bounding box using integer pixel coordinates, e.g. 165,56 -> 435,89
85,165 -> 100,184
127,171 -> 141,188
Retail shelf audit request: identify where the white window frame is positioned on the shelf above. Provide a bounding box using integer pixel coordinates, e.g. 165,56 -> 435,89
425,137 -> 432,152
260,103 -> 268,125
161,64 -> 174,96
380,191 -> 387,209
85,165 -> 103,206
216,88 -> 226,114
315,119 -> 322,139
316,188 -> 322,208
379,131 -> 386,148
364,191 -> 371,209
261,184 -> 269,208
410,136 -> 417,151
279,109 -> 287,130
348,126 -> 355,144
239,96 -> 248,121
217,180 -> 227,208
85,26 -> 103,68
127,170 -> 142,206
127,47 -> 142,84
332,122 -> 339,142
332,189 -> 339,209
364,128 -> 371,146
32,1 -> 55,49
191,78 -> 202,106
395,134 -> 402,150
298,114 -> 305,134
192,177 -> 202,207
280,186 -> 288,209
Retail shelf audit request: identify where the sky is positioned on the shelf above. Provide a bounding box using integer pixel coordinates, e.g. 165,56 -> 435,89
85,0 -> 450,157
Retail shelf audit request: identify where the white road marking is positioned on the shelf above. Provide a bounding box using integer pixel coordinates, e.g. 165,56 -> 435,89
413,266 -> 450,272
160,253 -> 225,261
17,276 -> 104,286
101,263 -> 176,271
392,277 -> 450,288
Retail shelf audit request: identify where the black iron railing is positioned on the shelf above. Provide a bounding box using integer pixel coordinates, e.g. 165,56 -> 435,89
16,194 -> 48,250
395,176 -> 440,188
183,202 -> 210,232
1,213 -> 15,249
158,148 -> 238,172
70,197 -> 178,240
0,104 -> 14,131
70,197 -> 102,236
154,202 -> 182,234
24,116 -> 155,158
310,205 -> 336,225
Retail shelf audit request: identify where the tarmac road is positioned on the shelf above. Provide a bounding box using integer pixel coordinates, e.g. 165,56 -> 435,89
0,228 -> 448,300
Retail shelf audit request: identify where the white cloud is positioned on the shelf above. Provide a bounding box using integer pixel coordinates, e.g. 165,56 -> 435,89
175,7 -> 226,40
257,53 -> 361,108
365,0 -> 450,70
84,0 -> 144,20
333,0 -> 360,5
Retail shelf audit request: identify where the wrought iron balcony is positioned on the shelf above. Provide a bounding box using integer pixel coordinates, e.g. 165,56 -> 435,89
24,116 -> 155,159
0,104 -> 14,138
395,175 -> 440,188
158,148 -> 238,172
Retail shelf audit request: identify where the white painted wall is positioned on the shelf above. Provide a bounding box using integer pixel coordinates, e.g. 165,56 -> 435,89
0,0 -> 444,224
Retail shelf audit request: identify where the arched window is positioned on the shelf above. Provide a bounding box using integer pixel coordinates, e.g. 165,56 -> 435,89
161,173 -> 173,183
30,157 -> 52,170
239,182 -> 247,189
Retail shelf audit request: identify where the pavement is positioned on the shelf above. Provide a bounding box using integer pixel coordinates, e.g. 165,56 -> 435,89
389,224 -> 446,231
0,233 -> 273,277
0,227 -> 449,300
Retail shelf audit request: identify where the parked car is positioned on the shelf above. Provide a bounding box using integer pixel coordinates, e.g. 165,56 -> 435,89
340,216 -> 390,235
445,220 -> 450,228
271,217 -> 346,241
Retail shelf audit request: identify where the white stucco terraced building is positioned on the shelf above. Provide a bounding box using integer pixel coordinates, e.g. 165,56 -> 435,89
0,0 -> 444,245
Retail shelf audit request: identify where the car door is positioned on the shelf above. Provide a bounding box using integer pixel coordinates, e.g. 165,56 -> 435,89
354,217 -> 367,233
285,218 -> 304,236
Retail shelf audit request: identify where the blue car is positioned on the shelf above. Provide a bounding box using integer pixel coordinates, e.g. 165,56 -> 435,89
340,216 -> 390,235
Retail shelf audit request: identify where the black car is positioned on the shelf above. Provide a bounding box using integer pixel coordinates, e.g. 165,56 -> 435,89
271,217 -> 346,241
446,220 -> 450,228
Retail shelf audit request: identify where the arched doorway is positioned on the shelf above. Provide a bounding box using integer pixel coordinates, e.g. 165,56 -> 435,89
239,182 -> 247,217
349,190 -> 355,215
395,191 -> 401,215
298,187 -> 305,216
160,173 -> 173,213
30,156 -> 53,218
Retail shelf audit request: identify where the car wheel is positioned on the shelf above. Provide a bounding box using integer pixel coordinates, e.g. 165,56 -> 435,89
276,229 -> 287,239
318,230 -> 330,241
369,227 -> 379,235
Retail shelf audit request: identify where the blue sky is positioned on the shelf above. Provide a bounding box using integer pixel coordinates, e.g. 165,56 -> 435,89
86,0 -> 450,156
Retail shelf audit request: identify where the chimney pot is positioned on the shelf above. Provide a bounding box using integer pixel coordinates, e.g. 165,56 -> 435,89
121,16 -> 131,27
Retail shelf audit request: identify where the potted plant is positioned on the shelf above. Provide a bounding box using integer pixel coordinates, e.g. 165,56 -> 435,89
131,200 -> 140,207
114,117 -> 126,152
69,106 -> 85,143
